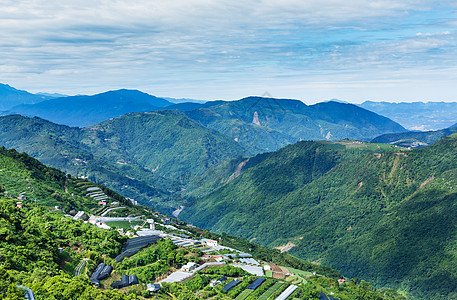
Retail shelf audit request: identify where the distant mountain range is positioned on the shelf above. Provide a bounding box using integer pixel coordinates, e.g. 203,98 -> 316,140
4,83 -> 457,133
372,125 -> 457,148
179,97 -> 407,154
2,84 -> 408,155
359,101 -> 457,131
2,82 -> 457,298
8,89 -> 173,127
0,83 -> 52,110
163,97 -> 206,104
180,135 -> 457,299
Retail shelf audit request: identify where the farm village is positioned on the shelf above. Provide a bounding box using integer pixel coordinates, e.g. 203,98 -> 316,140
3,170 -> 361,300
69,184 -> 319,299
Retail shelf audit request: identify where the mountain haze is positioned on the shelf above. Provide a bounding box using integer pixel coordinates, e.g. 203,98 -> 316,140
9,89 -> 173,127
372,126 -> 457,148
0,83 -> 49,110
359,101 -> 457,130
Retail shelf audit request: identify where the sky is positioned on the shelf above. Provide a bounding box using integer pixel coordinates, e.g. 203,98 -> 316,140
1,0 -> 457,103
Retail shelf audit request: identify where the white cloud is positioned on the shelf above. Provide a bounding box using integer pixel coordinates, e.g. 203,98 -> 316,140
0,0 -> 456,101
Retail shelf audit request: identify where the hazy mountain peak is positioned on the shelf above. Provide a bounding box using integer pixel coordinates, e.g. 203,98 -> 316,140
0,83 -> 48,110
7,88 -> 174,127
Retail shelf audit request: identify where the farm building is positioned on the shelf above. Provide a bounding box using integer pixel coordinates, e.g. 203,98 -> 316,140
276,285 -> 298,300
160,217 -> 171,224
111,274 -> 139,289
181,262 -> 198,272
319,293 -> 339,300
222,279 -> 240,292
147,283 -> 161,292
247,278 -> 266,290
73,211 -> 85,220
90,263 -> 113,283
210,276 -> 227,287
201,239 -> 218,247
86,187 -> 101,192
114,235 -> 161,262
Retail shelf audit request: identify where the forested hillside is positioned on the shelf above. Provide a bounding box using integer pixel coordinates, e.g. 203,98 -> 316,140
0,146 -> 143,299
0,113 -> 244,213
2,84 -> 407,156
0,144 -> 405,300
0,198 -> 137,300
180,136 -> 457,299
183,98 -> 406,154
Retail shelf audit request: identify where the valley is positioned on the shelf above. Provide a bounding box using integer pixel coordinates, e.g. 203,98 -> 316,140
3,1 -> 457,299
0,145 -> 402,299
2,83 -> 457,299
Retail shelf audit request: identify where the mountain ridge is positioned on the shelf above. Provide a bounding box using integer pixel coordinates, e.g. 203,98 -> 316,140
0,83 -> 50,110
182,97 -> 406,154
8,89 -> 174,127
359,101 -> 457,130
0,144 -> 404,299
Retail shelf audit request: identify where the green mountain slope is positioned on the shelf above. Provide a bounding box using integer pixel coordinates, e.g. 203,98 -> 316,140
0,145 -> 147,299
0,112 -> 243,212
180,136 -> 457,299
183,97 -> 406,155
0,145 -> 404,300
81,110 -> 243,183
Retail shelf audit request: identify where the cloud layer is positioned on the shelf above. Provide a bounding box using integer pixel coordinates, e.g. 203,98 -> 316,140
1,0 -> 456,102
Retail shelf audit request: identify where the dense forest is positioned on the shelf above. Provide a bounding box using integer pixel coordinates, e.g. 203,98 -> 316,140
181,135 -> 457,299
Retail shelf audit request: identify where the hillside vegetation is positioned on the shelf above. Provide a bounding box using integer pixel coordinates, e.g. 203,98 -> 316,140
0,143 -> 405,300
0,113 -> 243,212
181,136 -> 457,299
0,147 -> 144,299
183,98 -> 406,154
2,84 -> 407,156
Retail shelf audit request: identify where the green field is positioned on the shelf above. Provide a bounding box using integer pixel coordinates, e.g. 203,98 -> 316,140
286,267 -> 310,285
287,267 -> 313,277
235,289 -> 253,300
258,282 -> 284,300
286,275 -> 306,285
105,220 -> 143,231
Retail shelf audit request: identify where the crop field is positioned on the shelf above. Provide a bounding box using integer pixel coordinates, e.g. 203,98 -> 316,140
235,289 -> 253,300
258,282 -> 284,300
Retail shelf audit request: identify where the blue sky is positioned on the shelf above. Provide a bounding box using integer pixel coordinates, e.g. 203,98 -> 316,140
1,0 -> 457,103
